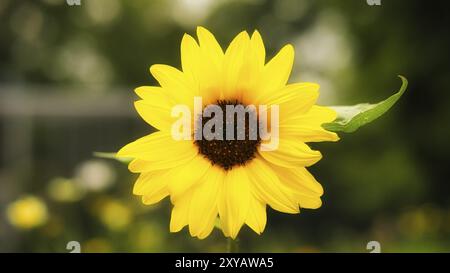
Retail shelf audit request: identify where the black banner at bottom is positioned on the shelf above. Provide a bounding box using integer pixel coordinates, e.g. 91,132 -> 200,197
1,253 -> 446,272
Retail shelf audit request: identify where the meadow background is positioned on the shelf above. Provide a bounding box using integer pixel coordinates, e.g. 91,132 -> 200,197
1,0 -> 449,252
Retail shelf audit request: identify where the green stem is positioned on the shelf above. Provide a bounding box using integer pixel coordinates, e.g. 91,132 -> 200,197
227,237 -> 239,253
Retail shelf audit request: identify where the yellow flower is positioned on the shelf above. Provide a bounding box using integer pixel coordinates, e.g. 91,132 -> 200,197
118,27 -> 339,239
6,195 -> 48,230
47,177 -> 85,202
98,199 -> 133,231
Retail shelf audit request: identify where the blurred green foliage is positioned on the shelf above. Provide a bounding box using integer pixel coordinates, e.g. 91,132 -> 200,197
1,0 -> 449,252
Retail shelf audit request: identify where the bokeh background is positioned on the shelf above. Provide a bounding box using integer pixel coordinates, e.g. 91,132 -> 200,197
1,0 -> 449,253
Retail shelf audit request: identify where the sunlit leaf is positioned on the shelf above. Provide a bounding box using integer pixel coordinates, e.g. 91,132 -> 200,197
323,75 -> 408,133
93,152 -> 132,164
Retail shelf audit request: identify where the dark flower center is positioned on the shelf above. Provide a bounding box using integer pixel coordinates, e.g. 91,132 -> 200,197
194,100 -> 261,171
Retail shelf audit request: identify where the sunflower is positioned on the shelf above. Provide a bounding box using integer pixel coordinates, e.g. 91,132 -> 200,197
118,27 -> 339,239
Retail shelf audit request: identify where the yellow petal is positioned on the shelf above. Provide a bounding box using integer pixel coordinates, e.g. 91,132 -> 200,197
217,218 -> 230,238
250,30 -> 265,67
246,157 -> 299,213
167,155 -> 212,201
218,166 -> 251,239
196,26 -> 224,68
132,86 -> 178,131
271,166 -> 324,196
269,165 -> 323,209
259,44 -> 294,97
134,100 -> 174,131
133,171 -> 164,195
280,105 -> 339,142
149,64 -> 196,105
188,166 -> 224,239
256,83 -> 319,118
134,86 -> 174,104
222,31 -> 250,100
287,105 -> 337,123
142,190 -> 168,205
133,172 -> 170,205
182,32 -> 221,104
258,138 -> 322,168
239,30 -> 267,105
117,131 -> 194,161
119,132 -> 198,173
280,126 -> 339,143
296,195 -> 322,209
181,34 -> 200,78
245,196 -> 267,234
170,192 -> 192,233
238,32 -> 265,102
127,154 -> 195,173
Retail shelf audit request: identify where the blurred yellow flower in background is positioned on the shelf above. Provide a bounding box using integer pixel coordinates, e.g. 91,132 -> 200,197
6,196 -> 49,230
98,199 -> 133,231
118,27 -> 339,239
47,177 -> 85,202
130,221 -> 165,252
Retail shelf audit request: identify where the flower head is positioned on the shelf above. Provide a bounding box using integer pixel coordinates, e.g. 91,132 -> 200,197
6,195 -> 49,230
118,27 -> 339,239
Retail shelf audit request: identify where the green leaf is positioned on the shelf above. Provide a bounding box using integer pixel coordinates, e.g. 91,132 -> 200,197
93,152 -> 132,164
322,75 -> 408,133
